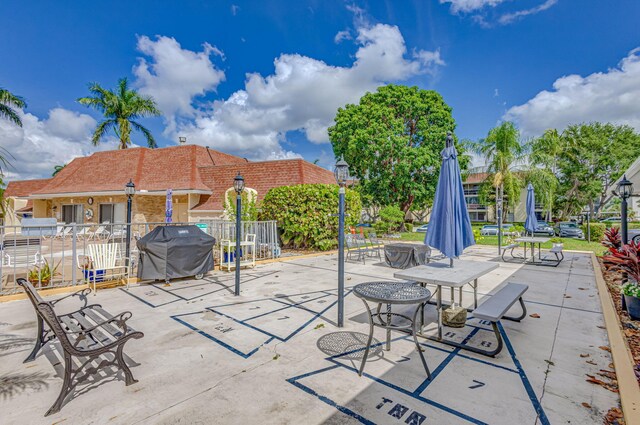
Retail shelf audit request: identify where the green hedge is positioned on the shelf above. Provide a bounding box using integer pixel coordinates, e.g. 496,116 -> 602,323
581,222 -> 606,242
259,184 -> 362,251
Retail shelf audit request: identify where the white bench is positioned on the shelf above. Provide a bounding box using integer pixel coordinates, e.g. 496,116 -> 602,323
472,282 -> 529,357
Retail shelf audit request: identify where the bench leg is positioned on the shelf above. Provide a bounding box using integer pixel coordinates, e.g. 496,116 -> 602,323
46,353 -> 73,416
24,316 -> 49,363
116,343 -> 138,386
503,297 -> 527,322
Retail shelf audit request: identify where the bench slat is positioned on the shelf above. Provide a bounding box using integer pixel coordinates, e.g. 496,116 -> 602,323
70,311 -> 113,346
473,283 -> 528,322
59,315 -> 99,351
83,306 -> 128,338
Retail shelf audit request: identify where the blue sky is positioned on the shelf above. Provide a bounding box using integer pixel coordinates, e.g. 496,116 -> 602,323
1,0 -> 640,179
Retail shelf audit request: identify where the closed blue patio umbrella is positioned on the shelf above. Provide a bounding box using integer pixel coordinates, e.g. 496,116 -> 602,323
524,183 -> 538,236
425,133 -> 475,266
165,189 -> 173,223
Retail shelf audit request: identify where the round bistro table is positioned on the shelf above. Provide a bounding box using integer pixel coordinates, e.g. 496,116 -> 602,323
353,281 -> 432,378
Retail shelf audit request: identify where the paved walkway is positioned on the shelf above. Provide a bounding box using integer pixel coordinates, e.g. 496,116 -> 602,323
0,247 -> 618,424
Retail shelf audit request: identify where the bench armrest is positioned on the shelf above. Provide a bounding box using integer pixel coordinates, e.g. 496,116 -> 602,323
50,287 -> 93,306
66,311 -> 133,337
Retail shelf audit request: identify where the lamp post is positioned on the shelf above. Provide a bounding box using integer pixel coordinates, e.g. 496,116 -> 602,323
616,175 -> 634,244
334,156 -> 349,327
496,186 -> 503,256
233,172 -> 245,296
124,179 -> 136,269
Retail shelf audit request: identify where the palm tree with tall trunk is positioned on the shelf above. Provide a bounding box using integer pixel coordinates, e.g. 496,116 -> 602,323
0,88 -> 26,127
78,78 -> 161,149
474,121 -> 526,220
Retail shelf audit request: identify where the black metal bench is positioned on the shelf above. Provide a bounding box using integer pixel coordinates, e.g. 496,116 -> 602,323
472,282 -> 528,357
17,278 -> 144,416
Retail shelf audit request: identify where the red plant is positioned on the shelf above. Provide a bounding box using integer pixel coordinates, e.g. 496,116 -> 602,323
602,227 -> 622,254
602,240 -> 640,282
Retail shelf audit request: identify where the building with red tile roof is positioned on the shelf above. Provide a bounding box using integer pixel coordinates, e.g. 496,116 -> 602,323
3,145 -> 335,225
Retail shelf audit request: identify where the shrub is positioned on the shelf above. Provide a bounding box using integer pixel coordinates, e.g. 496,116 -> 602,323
374,221 -> 391,235
581,222 -> 605,242
379,205 -> 404,232
405,223 -> 413,232
259,184 -> 362,251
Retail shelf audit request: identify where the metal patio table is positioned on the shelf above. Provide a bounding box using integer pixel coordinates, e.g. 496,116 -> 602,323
353,281 -> 432,379
514,236 -> 550,263
393,260 -> 499,351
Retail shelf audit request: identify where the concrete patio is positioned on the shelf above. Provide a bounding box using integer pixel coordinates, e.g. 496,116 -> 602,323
0,246 -> 619,424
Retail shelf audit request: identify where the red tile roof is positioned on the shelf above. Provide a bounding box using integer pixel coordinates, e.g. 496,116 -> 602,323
4,178 -> 52,198
192,159 -> 336,211
463,172 -> 490,184
31,145 -> 247,196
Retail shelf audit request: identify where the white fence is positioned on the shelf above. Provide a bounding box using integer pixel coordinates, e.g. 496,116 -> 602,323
0,220 -> 279,296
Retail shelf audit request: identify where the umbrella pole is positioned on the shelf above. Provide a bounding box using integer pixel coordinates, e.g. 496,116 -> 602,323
449,258 -> 453,268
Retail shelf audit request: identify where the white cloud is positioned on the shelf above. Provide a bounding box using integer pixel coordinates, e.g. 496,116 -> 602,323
334,30 -> 352,43
230,4 -> 240,16
504,48 -> 640,137
0,108 -> 119,180
440,0 -> 507,14
133,35 -> 226,133
498,0 -> 557,24
174,23 -> 445,159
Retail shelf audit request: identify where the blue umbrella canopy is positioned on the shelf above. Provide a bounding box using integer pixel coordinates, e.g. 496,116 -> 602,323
524,183 -> 538,235
165,189 -> 173,223
425,134 -> 475,261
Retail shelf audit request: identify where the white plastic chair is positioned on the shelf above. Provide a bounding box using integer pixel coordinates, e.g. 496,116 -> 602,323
77,243 -> 129,294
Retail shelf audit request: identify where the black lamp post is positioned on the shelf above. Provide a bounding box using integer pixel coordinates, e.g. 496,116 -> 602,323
616,175 -> 634,244
233,172 -> 245,296
334,156 -> 349,327
124,179 -> 136,269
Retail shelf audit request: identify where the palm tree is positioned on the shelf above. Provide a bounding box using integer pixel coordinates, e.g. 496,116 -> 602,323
0,88 -> 26,127
52,164 -> 66,176
529,129 -> 562,221
78,78 -> 161,149
474,121 -> 526,221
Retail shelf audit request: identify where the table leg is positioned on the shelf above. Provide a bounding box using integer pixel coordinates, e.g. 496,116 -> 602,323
386,303 -> 391,351
524,243 -> 527,262
473,279 -> 478,309
458,286 -> 463,306
437,285 -> 443,340
358,300 -> 375,377
412,304 -> 431,379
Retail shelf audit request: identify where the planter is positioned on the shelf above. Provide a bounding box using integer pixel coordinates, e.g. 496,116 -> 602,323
552,243 -> 564,249
28,278 -> 50,287
83,269 -> 105,282
623,294 -> 640,320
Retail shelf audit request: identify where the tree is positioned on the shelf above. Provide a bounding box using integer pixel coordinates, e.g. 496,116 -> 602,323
52,164 -> 66,176
528,129 -> 562,221
78,78 -> 161,149
557,123 -> 640,217
328,85 -> 459,218
474,121 -> 526,217
0,88 -> 26,127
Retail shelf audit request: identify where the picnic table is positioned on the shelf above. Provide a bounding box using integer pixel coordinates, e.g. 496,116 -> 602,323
514,236 -> 550,263
394,260 -> 501,354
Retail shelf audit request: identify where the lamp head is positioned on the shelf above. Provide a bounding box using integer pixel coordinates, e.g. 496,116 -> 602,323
124,179 -> 136,197
617,175 -> 633,199
233,172 -> 245,194
334,155 -> 349,187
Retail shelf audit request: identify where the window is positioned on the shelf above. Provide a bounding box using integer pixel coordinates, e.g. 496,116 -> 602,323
62,204 -> 83,224
99,203 -> 126,223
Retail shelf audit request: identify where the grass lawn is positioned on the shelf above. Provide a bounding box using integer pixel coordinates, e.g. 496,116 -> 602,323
399,231 -> 605,254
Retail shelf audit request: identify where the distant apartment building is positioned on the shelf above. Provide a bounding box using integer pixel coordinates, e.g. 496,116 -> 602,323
462,172 -> 544,223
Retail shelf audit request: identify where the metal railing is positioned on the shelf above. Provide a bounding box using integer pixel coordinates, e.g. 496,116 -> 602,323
0,220 -> 279,296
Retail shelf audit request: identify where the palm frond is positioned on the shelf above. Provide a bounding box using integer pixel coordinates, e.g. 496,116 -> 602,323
91,120 -> 117,146
131,121 -> 157,148
0,104 -> 22,127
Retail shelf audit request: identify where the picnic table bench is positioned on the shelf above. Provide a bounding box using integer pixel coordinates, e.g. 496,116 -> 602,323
472,282 -> 528,356
17,278 -> 144,416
